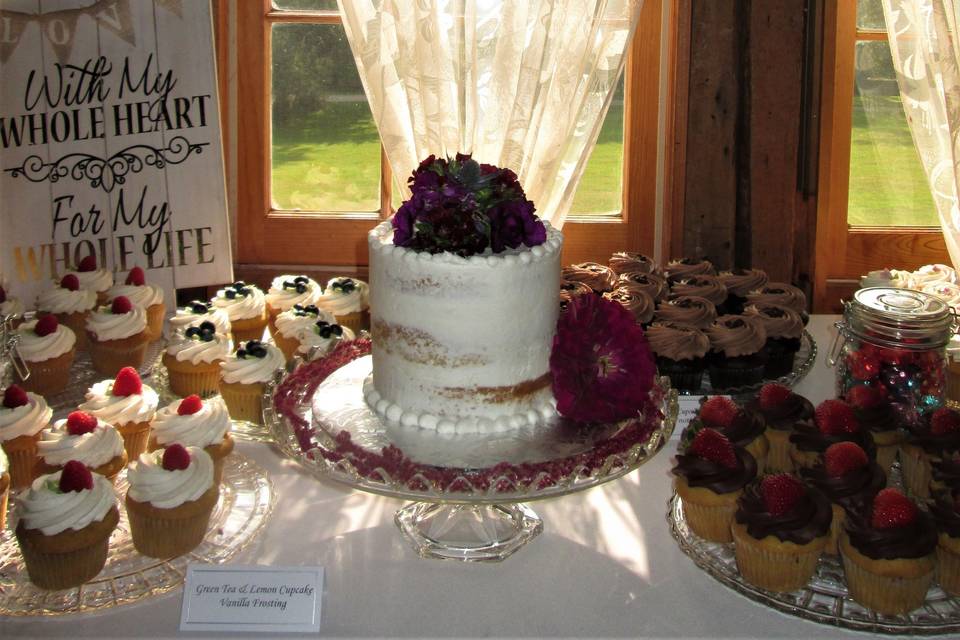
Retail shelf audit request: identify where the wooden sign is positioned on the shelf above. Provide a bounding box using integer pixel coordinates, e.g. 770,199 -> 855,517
0,0 -> 232,309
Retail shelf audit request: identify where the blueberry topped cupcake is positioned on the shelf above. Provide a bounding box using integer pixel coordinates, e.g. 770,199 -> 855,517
790,399 -> 877,470
616,271 -> 669,301
671,275 -> 728,308
608,251 -> 661,276
218,340 -> 286,424
664,257 -> 716,283
646,322 -> 709,392
718,268 -> 768,315
743,303 -> 804,378
654,295 -> 717,329
212,281 -> 268,343
265,274 -> 323,336
704,314 -> 767,390
165,299 -> 232,341
272,304 -> 337,360
603,288 -> 655,325
316,277 -> 369,333
296,319 -> 354,361
561,263 -> 618,294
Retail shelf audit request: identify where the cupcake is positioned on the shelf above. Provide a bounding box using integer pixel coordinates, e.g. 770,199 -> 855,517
654,295 -> 717,330
105,267 -> 165,341
615,272 -> 668,302
704,314 -> 768,390
64,254 -> 113,304
212,281 -> 268,343
672,428 -> 757,542
150,395 -> 234,485
164,299 -> 231,342
732,473 -> 832,592
743,303 -> 804,378
272,304 -> 337,360
608,251 -> 661,276
664,257 -> 716,283
690,396 -> 768,472
840,488 -> 937,615
219,340 -> 286,424
900,407 -> 960,499
559,280 -> 594,312
35,274 -> 97,350
789,399 -> 876,470
799,442 -> 886,555
645,322 -> 709,392
0,284 -> 25,326
316,277 -> 369,334
0,385 -> 52,489
717,268 -> 768,315
36,411 -> 127,482
746,383 -> 815,474
79,367 -> 159,461
295,319 -> 353,361
745,282 -> 808,319
670,275 -> 728,309
932,453 -> 960,494
560,263 -> 618,294
85,296 -> 150,376
265,274 -> 323,337
912,263 -> 957,288
14,315 -> 76,395
0,448 -> 9,532
844,384 -> 906,474
15,461 -> 119,590
603,288 -> 655,326
930,488 -> 960,596
162,322 -> 231,397
125,444 -> 218,558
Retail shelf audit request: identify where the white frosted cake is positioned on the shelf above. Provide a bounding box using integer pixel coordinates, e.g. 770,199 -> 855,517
364,220 -> 563,434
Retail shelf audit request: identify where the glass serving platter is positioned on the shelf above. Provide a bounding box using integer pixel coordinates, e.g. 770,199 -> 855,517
0,453 -> 274,616
667,493 -> 960,635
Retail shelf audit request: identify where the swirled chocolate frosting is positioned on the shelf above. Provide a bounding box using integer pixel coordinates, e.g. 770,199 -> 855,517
603,288 -> 655,324
665,258 -> 716,283
735,480 -> 832,544
719,268 -> 769,297
930,490 -> 960,538
646,322 -> 709,361
746,393 -> 814,431
789,422 -> 877,459
617,272 -> 668,301
691,408 -> 766,450
743,303 -> 804,340
844,506 -> 937,560
654,295 -> 717,329
673,447 -> 757,494
745,282 -> 807,314
561,263 -> 618,293
705,315 -> 767,358
608,252 -> 661,276
853,402 -> 906,434
799,462 -> 886,513
932,456 -> 960,491
671,275 -> 728,307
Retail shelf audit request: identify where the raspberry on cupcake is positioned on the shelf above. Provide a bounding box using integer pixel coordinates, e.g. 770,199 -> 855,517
690,396 -> 768,471
79,367 -> 159,461
36,411 -> 127,482
789,399 -> 876,471
36,274 -> 98,351
85,295 -> 150,376
747,383 -> 815,473
844,384 -> 905,474
105,266 -> 166,340
64,254 -> 113,304
150,395 -> 234,485
0,384 -> 52,489
13,314 -> 76,395
212,281 -> 268,343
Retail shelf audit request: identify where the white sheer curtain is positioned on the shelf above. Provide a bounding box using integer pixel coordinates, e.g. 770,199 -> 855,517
337,0 -> 644,229
883,0 -> 960,268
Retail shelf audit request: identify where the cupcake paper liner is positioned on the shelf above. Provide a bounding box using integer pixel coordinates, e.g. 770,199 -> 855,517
937,533 -> 960,596
86,330 -> 149,377
764,428 -> 794,474
676,479 -> 740,543
744,434 -> 769,475
125,487 -> 219,558
230,313 -> 268,343
707,354 -> 767,391
655,356 -> 705,393
219,380 -> 266,424
16,348 -> 76,395
0,472 -> 9,532
732,522 -> 826,592
162,353 -> 222,398
146,303 -> 166,341
273,331 -> 301,362
899,443 -> 932,499
334,310 -> 367,335
117,420 -> 152,462
839,533 -> 935,615
762,337 -> 800,379
2,432 -> 42,490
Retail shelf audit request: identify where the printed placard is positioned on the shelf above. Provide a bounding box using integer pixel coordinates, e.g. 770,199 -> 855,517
180,565 -> 323,633
673,395 -> 704,439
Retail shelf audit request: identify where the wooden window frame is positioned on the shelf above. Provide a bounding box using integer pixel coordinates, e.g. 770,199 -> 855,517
814,1 -> 948,311
233,0 -> 672,270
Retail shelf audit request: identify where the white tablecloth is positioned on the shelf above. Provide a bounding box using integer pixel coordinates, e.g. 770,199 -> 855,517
4,316 -> 875,639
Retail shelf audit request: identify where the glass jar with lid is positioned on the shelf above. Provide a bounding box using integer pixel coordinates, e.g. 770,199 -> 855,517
828,287 -> 957,423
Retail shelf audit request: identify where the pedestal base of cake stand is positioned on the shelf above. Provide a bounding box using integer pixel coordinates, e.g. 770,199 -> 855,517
395,502 -> 542,562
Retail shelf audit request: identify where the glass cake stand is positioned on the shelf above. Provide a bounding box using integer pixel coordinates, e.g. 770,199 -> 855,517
266,339 -> 678,562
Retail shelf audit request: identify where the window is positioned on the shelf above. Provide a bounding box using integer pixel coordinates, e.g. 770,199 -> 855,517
234,0 -> 671,269
814,0 -> 948,311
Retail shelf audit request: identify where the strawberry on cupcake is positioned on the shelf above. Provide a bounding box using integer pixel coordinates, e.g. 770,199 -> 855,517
844,384 -> 906,474
689,396 -> 768,472
746,383 -> 814,473
788,398 -> 876,471
900,406 -> 960,499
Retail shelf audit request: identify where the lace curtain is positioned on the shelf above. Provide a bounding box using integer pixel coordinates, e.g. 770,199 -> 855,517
882,0 -> 960,268
337,0 -> 644,229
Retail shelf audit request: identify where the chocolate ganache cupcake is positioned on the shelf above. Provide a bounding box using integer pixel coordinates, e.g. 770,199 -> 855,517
671,275 -> 727,308
745,282 -> 808,319
673,428 -> 757,542
840,489 -> 937,615
664,257 -> 716,284
790,399 -> 877,471
732,473 -> 832,592
561,263 -> 618,294
746,383 -> 815,474
608,251 -> 661,276
616,271 -> 668,302
800,442 -> 885,555
654,295 -> 717,330
705,314 -> 768,391
559,280 -> 594,312
930,488 -> 960,595
646,322 -> 709,392
718,268 -> 769,315
932,453 -> 960,494
743,303 -> 804,379
900,406 -> 960,499
844,385 -> 905,474
690,396 -> 768,471
603,288 -> 655,326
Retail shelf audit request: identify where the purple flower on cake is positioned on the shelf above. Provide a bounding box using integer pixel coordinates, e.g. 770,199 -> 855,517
550,294 -> 656,423
392,154 -> 547,257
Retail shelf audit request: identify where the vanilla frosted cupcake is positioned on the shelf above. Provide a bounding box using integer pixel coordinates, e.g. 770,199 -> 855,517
0,283 -> 25,322
0,385 -> 51,489
64,255 -> 113,304
14,315 -> 76,395
36,411 -> 126,482
80,367 -> 158,461
212,281 -> 268,343
316,277 -> 369,333
150,395 -> 233,485
265,275 -> 323,336
126,444 -> 218,558
296,320 -> 353,361
85,296 -> 149,376
16,462 -> 119,590
36,274 -> 98,350
162,322 -> 231,397
106,267 -> 165,340
219,341 -> 285,424
165,299 -> 231,341
273,304 -> 336,360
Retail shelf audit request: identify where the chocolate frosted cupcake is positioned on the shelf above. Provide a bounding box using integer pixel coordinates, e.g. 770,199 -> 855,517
664,257 -> 716,283
671,275 -> 728,308
603,288 -> 655,326
732,474 -> 832,592
745,282 -> 807,318
800,442 -> 886,554
646,322 -> 709,392
845,385 -> 905,474
673,428 -> 757,542
654,295 -> 717,330
743,303 -> 804,379
705,314 -> 767,390
900,407 -> 960,499
690,396 -> 768,471
559,280 -> 594,312
561,263 -> 618,294
930,488 -> 960,595
932,454 -> 960,494
616,272 -> 668,301
790,399 -> 877,470
718,268 -> 769,315
608,251 -> 661,276
746,383 -> 815,474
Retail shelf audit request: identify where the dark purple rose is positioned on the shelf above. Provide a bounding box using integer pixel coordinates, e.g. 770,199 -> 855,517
392,202 -> 416,246
488,199 -> 546,252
